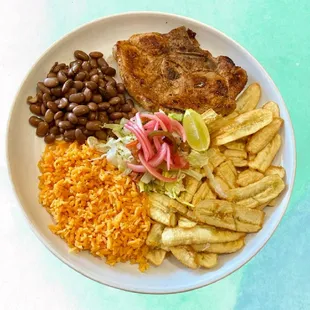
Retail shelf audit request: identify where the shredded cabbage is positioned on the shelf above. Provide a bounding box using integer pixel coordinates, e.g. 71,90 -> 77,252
188,150 -> 209,168
168,112 -> 184,122
183,169 -> 203,181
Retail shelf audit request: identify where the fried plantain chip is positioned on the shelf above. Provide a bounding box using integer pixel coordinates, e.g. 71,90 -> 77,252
192,238 -> 245,254
201,108 -> 221,125
247,118 -> 283,154
170,246 -> 199,269
208,112 -> 239,134
213,109 -> 273,145
224,149 -> 248,159
179,175 -> 201,204
235,83 -> 261,113
146,223 -> 165,247
230,157 -> 248,167
178,216 -> 197,228
215,161 -> 237,189
236,169 -> 264,187
205,148 -> 227,171
265,165 -> 286,179
149,192 -> 188,214
162,226 -> 245,247
149,206 -> 177,227
192,181 -> 216,205
203,164 -> 228,199
194,199 -> 265,232
226,175 -> 285,205
146,249 -> 167,266
262,101 -> 280,118
225,140 -> 246,151
196,253 -> 218,268
248,134 -> 281,172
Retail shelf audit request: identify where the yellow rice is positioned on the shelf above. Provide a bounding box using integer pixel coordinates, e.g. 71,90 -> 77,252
38,141 -> 151,271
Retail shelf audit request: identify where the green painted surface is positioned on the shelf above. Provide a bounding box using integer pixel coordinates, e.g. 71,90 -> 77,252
46,1 -> 309,309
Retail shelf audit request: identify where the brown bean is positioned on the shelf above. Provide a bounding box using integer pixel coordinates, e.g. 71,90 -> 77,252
106,84 -> 118,97
50,126 -> 60,136
98,78 -> 106,88
73,81 -> 84,91
36,121 -> 49,137
86,120 -> 101,131
98,112 -> 109,123
97,57 -> 108,70
52,63 -> 66,73
67,112 -> 78,124
128,112 -> 135,118
30,104 -> 42,116
51,87 -> 62,97
116,83 -> 125,93
46,101 -> 58,113
29,116 -> 43,127
47,72 -> 57,78
121,103 -> 132,112
54,111 -> 64,120
85,81 -> 97,90
58,98 -> 69,109
62,79 -> 73,94
89,58 -> 98,68
37,82 -> 51,94
78,117 -> 88,125
105,76 -> 117,87
36,90 -> 43,102
83,129 -> 95,136
98,87 -> 110,100
105,67 -> 116,76
67,102 -> 78,111
64,129 -> 76,140
88,111 -> 98,120
83,88 -> 92,102
57,70 -> 67,84
107,106 -> 115,114
109,96 -> 121,105
44,109 -> 54,123
73,105 -> 89,116
67,68 -> 75,77
63,112 -> 69,121
75,128 -> 87,144
65,88 -> 77,99
42,93 -> 52,103
58,121 -> 74,130
95,130 -> 107,140
26,95 -> 38,104
74,50 -> 89,61
110,112 -> 123,120
126,99 -> 134,107
92,94 -> 103,103
72,61 -> 82,74
44,77 -> 59,88
89,68 -> 98,76
122,112 -> 129,119
41,104 -> 47,115
118,94 -> 126,104
82,61 -> 91,72
75,71 -> 86,81
114,104 -> 121,112
98,102 -> 110,111
90,74 -> 99,83
88,102 -> 98,111
44,134 -> 56,144
89,51 -> 103,59
69,93 -> 85,103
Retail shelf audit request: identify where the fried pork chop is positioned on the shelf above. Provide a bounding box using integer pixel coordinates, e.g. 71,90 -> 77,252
114,27 -> 247,115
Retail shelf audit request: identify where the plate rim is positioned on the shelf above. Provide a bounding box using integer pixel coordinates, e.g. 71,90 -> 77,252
6,11 -> 296,294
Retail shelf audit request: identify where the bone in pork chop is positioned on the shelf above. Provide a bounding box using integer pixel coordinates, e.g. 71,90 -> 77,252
114,27 -> 247,115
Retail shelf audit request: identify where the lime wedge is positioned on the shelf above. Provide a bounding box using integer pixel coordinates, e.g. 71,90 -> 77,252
183,109 -> 210,151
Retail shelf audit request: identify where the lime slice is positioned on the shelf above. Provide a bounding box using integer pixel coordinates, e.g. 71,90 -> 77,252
183,109 -> 210,151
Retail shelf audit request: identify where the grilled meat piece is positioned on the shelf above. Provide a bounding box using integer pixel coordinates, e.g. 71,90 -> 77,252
114,27 -> 247,115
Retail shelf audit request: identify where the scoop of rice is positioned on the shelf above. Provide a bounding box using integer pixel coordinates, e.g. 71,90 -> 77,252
38,141 -> 151,271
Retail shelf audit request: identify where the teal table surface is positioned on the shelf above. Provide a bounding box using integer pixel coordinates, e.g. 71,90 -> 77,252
2,1 -> 309,309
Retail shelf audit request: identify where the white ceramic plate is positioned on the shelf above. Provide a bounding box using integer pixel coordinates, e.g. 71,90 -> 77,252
6,12 -> 296,294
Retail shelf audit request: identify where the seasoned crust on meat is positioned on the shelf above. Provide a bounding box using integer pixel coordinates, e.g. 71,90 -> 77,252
114,27 -> 247,115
